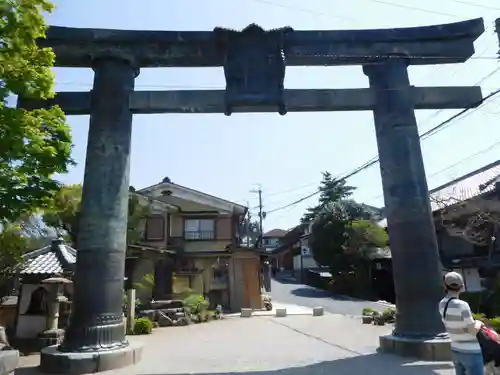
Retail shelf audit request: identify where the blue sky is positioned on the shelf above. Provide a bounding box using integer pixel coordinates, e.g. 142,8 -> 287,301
48,0 -> 500,231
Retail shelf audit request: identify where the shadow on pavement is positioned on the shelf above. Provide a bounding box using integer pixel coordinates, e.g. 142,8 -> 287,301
290,287 -> 330,298
14,349 -> 454,375
290,287 -> 354,301
137,353 -> 453,375
272,277 -> 299,285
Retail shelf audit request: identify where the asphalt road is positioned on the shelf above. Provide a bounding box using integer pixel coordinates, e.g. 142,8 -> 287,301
269,276 -> 389,317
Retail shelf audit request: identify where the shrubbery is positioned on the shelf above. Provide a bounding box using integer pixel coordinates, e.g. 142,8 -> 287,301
133,317 -> 153,335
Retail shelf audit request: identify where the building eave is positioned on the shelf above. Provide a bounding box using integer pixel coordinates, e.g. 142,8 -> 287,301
138,181 -> 247,214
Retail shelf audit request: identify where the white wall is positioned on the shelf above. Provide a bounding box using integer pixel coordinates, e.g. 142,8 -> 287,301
16,283 -> 50,338
452,267 -> 482,292
293,254 -> 318,271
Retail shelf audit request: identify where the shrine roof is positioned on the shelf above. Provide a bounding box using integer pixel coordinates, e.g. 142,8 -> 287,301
21,238 -> 76,275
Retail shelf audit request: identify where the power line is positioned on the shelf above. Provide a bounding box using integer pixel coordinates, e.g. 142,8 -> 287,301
365,139 -> 500,203
263,64 -> 500,212
451,0 -> 500,11
264,84 -> 500,215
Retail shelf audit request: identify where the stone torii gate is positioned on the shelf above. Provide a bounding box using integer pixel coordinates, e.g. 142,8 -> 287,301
22,18 -> 485,373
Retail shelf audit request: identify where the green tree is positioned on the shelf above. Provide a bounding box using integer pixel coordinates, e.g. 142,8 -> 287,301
0,0 -> 73,223
43,184 -> 151,246
43,184 -> 82,243
0,224 -> 30,300
345,219 -> 388,258
239,216 -> 260,245
301,172 -> 355,223
308,199 -> 388,298
310,200 -> 388,270
309,201 -> 351,268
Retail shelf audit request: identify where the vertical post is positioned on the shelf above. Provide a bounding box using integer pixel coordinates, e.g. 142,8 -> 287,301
126,289 -> 136,335
246,202 -> 251,247
60,56 -> 138,352
363,58 -> 447,355
258,188 -> 263,238
496,19 -> 500,56
300,248 -> 304,283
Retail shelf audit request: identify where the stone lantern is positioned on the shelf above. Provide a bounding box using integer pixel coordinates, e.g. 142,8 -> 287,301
38,276 -> 72,348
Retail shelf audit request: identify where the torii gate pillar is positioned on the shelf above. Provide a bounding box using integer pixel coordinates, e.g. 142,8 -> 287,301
365,59 -> 449,359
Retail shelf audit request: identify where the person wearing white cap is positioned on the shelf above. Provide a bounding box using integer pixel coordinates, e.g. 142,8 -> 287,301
440,271 -> 485,375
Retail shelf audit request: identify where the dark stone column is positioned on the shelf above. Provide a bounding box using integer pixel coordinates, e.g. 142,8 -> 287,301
59,57 -> 138,352
363,59 -> 449,360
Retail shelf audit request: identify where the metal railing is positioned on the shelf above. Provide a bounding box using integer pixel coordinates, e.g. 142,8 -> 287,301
184,231 -> 215,241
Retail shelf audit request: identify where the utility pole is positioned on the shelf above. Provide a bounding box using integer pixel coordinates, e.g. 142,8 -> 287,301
257,188 -> 263,237
246,201 -> 251,247
496,18 -> 500,56
250,185 -> 264,247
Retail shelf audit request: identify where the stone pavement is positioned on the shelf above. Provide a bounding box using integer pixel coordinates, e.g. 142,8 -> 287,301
17,313 -> 455,375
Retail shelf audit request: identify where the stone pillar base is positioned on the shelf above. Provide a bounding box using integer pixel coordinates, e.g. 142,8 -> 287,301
40,342 -> 143,374
379,334 -> 451,361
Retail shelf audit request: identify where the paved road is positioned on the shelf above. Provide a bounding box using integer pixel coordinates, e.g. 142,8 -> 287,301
19,314 -> 454,375
269,277 -> 389,317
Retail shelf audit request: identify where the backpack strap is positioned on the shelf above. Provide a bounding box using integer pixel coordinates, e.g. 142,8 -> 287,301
443,297 -> 456,319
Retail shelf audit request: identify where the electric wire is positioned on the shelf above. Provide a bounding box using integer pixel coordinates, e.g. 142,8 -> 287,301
364,139 -> 500,203
264,84 -> 500,215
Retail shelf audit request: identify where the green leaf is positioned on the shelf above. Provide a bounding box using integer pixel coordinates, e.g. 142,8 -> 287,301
0,0 -> 74,223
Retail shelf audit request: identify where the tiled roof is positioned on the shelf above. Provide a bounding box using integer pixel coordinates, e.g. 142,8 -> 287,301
263,229 -> 287,238
429,159 -> 500,211
378,160 -> 500,228
21,238 -> 76,275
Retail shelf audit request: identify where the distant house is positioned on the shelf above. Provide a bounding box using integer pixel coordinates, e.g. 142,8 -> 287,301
130,177 -> 265,311
268,224 -> 310,273
262,229 -> 286,252
380,160 -> 500,293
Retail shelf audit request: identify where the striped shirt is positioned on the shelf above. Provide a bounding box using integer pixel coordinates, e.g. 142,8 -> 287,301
439,296 -> 481,353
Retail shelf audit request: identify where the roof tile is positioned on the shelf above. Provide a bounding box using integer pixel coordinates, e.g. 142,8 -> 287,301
21,238 -> 76,275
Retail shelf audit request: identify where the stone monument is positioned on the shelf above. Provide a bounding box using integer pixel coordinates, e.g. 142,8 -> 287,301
20,18 -> 485,372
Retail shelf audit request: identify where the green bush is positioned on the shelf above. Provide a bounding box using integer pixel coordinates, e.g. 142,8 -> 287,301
362,307 -> 377,316
133,317 -> 153,335
473,313 -> 487,322
382,307 -> 396,322
488,317 -> 500,332
183,294 -> 209,315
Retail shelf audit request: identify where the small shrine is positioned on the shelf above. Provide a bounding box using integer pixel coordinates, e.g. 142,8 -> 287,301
13,238 -> 75,351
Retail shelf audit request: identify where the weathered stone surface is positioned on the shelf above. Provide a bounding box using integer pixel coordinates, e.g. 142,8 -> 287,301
40,19 -> 484,68
364,59 -> 446,340
19,86 -> 483,115
59,57 -> 138,353
312,307 -> 324,316
240,308 -> 252,318
275,308 -> 287,317
40,343 -> 143,374
0,350 -> 19,375
379,334 -> 451,361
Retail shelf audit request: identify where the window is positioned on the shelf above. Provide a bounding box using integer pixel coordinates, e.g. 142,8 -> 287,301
184,219 -> 215,240
144,215 -> 165,241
